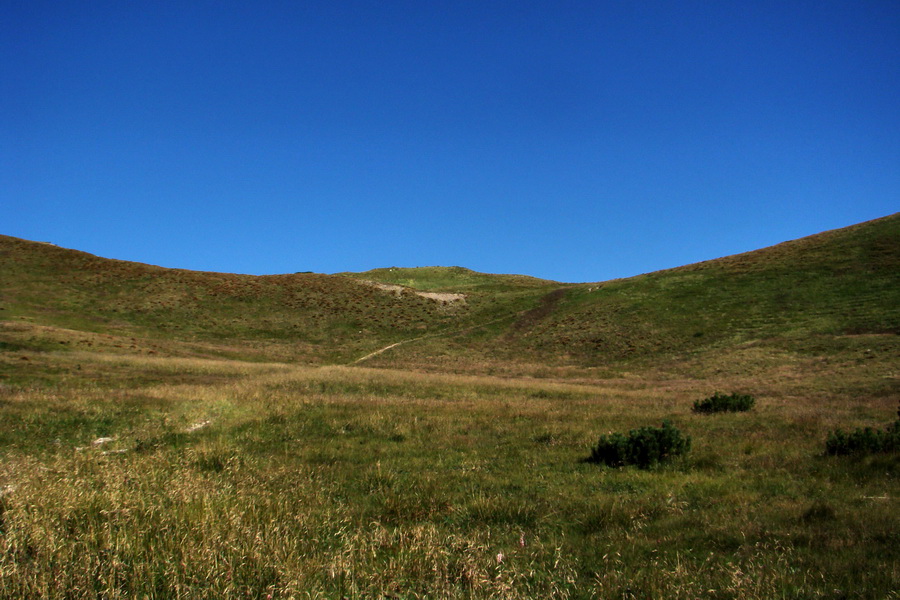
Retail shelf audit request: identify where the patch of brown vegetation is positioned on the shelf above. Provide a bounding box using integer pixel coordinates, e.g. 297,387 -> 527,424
509,288 -> 567,333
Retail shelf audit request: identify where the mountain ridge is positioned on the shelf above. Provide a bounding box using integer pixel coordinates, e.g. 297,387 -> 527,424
2,213 -> 898,372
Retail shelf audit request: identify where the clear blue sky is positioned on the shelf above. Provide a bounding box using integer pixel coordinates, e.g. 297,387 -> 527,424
3,1 -> 898,282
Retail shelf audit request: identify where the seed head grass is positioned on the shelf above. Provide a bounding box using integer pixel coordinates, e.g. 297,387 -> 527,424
0,351 -> 897,598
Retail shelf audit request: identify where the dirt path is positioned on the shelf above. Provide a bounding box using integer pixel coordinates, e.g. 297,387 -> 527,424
350,339 -> 421,365
350,321 -> 502,364
349,309 -> 543,366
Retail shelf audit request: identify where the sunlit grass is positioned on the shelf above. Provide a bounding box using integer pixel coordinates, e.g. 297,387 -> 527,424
0,352 -> 897,598
2,214 -> 898,597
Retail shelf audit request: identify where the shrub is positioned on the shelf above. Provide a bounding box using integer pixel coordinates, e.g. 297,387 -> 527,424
588,421 -> 691,469
825,405 -> 900,456
692,392 -> 755,414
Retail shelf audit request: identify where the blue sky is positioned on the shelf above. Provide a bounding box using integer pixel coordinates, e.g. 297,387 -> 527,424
3,1 -> 898,282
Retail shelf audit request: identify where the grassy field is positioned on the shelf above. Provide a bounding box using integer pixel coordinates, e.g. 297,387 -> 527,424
1,216 -> 898,597
0,348 -> 897,598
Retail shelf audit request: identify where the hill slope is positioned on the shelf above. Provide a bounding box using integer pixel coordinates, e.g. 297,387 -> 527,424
2,214 -> 898,371
0,237 -> 554,363
359,214 -> 899,370
519,213 -> 899,363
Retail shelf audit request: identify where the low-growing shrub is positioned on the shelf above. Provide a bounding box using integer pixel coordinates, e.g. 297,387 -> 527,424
692,392 -> 755,414
825,406 -> 900,456
588,421 -> 691,469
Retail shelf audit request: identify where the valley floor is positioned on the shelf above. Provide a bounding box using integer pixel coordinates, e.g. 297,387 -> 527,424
0,343 -> 898,599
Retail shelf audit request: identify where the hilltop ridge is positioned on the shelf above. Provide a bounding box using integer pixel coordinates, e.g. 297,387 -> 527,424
337,266 -> 558,292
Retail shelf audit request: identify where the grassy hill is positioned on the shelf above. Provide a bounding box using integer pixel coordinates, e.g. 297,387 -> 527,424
1,216 -> 898,598
2,214 -> 898,371
518,213 -> 900,361
0,237 -> 556,366
350,214 -> 899,374
0,237 -> 421,362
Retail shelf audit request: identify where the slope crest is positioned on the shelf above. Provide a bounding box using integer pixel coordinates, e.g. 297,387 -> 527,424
508,214 -> 900,363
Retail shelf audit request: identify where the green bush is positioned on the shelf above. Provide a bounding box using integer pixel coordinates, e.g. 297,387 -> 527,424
825,404 -> 900,456
588,421 -> 691,469
692,392 -> 755,414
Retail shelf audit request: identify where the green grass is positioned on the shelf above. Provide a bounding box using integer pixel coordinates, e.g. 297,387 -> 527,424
0,238 -> 559,366
3,215 -> 898,371
1,215 -> 898,597
507,214 -> 900,365
0,352 -> 897,598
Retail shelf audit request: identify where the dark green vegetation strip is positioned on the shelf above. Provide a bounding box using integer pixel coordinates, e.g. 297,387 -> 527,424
826,403 -> 900,456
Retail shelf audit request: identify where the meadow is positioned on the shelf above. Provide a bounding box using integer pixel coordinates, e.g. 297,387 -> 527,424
1,346 -> 896,599
1,218 -> 898,597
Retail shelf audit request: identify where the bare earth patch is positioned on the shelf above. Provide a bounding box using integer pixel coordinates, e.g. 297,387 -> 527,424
360,281 -> 466,305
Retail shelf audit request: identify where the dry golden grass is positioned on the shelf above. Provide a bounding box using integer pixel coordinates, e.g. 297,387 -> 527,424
0,348 -> 897,598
